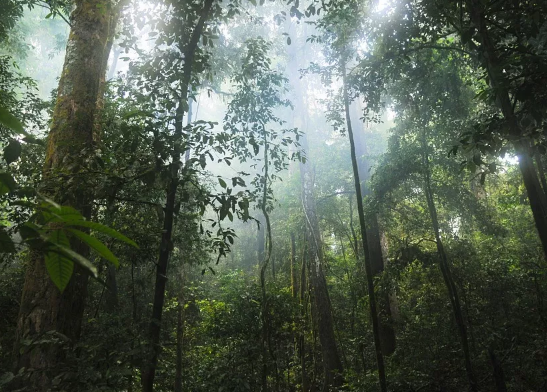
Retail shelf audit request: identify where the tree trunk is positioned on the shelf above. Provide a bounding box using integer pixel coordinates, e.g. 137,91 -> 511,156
300,132 -> 345,391
12,1 -> 116,389
467,0 -> 547,259
174,272 -> 186,392
342,65 -> 387,392
285,26 -> 344,390
489,347 -> 508,392
299,242 -> 311,392
350,101 -> 396,356
291,232 -> 298,298
421,129 -> 477,392
141,1 -> 213,390
104,263 -> 119,313
535,151 -> 547,197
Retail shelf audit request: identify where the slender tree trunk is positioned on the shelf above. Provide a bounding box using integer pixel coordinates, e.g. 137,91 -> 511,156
141,2 -> 213,390
291,233 -> 298,298
299,242 -> 311,392
258,137 -> 280,392
488,347 -> 508,392
104,264 -> 119,313
184,97 -> 194,163
467,0 -> 547,258
350,101 -> 396,356
174,270 -> 186,392
342,65 -> 387,392
285,28 -> 344,390
421,129 -> 477,392
12,1 -> 116,390
300,132 -> 345,391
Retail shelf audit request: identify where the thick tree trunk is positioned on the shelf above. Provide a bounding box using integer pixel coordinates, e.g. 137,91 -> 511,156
141,1 -> 213,390
350,101 -> 396,356
421,130 -> 477,392
467,0 -> 547,258
11,1 -> 115,390
534,151 -> 547,197
342,67 -> 387,392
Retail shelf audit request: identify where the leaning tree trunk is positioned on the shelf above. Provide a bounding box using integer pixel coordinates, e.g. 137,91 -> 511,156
342,65 -> 387,392
421,129 -> 477,392
350,100 -> 396,356
467,0 -> 547,259
12,1 -> 116,390
141,1 -> 214,390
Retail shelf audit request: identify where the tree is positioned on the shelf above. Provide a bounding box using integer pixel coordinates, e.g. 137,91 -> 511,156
11,0 -> 120,389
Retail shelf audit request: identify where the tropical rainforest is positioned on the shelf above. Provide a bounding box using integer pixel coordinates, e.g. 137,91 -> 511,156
1,0 -> 547,391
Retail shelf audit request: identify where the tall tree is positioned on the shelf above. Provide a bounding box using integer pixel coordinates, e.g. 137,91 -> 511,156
141,0 -> 215,389
350,101 -> 396,356
12,0 -> 118,389
342,63 -> 388,392
285,22 -> 345,390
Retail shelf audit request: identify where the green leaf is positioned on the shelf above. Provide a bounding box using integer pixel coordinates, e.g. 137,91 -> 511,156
63,220 -> 139,248
42,205 -> 83,223
218,178 -> 227,188
44,230 -> 73,292
0,172 -> 17,195
67,228 -> 119,267
54,244 -> 98,278
0,107 -> 24,134
37,194 -> 60,209
45,250 -> 74,292
0,227 -> 16,253
4,139 -> 21,165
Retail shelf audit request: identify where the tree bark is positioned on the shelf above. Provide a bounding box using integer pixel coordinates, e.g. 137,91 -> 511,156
141,1 -> 213,390
342,65 -> 387,392
12,1 -> 116,389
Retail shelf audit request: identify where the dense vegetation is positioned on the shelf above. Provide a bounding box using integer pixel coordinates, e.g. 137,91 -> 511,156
1,0 -> 547,391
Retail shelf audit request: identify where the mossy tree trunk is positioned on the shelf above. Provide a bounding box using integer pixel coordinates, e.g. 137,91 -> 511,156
12,0 -> 116,390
